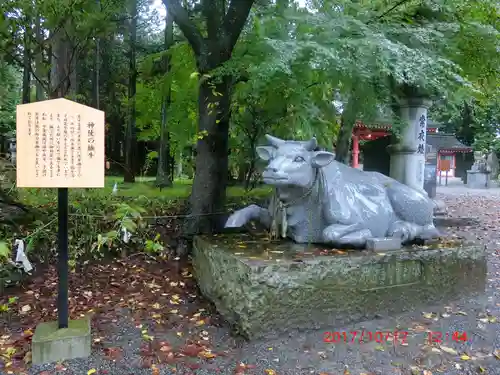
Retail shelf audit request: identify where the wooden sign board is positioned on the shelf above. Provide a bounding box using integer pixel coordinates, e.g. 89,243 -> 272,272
16,98 -> 105,188
439,159 -> 451,172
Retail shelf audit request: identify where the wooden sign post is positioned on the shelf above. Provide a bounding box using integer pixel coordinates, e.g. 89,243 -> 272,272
16,99 -> 104,339
439,159 -> 451,186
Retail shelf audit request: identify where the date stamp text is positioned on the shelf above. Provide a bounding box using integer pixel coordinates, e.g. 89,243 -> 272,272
323,330 -> 408,344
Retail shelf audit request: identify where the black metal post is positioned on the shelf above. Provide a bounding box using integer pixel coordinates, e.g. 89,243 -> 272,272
57,188 -> 69,329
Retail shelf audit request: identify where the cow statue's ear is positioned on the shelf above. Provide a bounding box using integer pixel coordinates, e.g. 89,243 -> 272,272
311,151 -> 335,168
256,146 -> 274,161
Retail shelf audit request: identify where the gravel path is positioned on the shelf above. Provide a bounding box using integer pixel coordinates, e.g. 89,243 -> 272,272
25,188 -> 500,375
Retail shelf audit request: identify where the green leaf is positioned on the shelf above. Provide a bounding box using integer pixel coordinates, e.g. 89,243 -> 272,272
0,241 -> 10,259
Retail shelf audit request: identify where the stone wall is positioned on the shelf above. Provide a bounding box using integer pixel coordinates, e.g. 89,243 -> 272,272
192,234 -> 487,339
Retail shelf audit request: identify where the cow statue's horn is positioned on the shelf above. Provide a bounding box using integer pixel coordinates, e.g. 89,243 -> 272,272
304,137 -> 318,151
265,134 -> 285,147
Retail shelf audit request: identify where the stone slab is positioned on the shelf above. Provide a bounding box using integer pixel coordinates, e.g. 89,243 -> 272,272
432,199 -> 447,216
192,233 -> 487,339
466,171 -> 489,189
32,318 -> 91,364
366,237 -> 402,252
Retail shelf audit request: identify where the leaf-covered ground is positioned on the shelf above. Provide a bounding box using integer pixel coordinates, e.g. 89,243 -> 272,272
1,186 -> 500,375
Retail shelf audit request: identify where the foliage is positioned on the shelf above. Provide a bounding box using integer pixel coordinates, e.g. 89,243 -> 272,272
0,0 -> 498,262
0,175 -> 272,289
0,62 -> 20,135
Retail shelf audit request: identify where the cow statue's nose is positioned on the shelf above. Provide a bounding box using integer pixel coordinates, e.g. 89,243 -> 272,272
265,167 -> 278,173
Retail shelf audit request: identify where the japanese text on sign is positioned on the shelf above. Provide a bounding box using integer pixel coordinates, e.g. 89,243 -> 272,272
416,113 -> 427,154
16,98 -> 105,188
87,122 -> 95,158
419,114 -> 426,128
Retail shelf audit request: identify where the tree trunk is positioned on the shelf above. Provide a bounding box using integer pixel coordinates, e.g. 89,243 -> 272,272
92,37 -> 100,109
185,77 -> 232,234
156,6 -> 174,187
335,91 -> 359,165
124,0 -> 138,183
34,15 -> 45,101
50,28 -> 71,98
176,150 -> 183,177
110,117 -> 123,168
335,113 -> 354,165
70,49 -> 78,100
22,23 -> 31,104
164,0 -> 255,236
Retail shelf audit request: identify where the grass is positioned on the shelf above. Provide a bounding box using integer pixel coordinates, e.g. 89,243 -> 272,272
17,176 -> 272,207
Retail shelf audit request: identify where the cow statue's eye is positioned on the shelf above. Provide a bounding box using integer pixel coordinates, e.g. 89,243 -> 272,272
294,156 -> 305,162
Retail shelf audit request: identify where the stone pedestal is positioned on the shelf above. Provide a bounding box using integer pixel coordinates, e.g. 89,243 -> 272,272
466,170 -> 490,189
32,318 -> 91,364
388,98 -> 432,193
193,233 -> 486,339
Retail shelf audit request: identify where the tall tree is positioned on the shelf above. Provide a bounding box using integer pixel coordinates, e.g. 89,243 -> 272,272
124,0 -> 139,183
156,5 -> 174,188
163,0 -> 255,234
21,16 -> 31,104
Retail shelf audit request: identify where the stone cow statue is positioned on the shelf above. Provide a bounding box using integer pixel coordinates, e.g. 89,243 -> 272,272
225,134 -> 439,247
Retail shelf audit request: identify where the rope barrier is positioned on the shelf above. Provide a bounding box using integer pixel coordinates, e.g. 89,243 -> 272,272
66,211 -> 230,219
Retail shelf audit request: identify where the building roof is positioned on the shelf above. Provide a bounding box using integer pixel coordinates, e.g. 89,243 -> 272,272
426,133 -> 472,153
354,120 -> 391,130
354,119 -> 440,131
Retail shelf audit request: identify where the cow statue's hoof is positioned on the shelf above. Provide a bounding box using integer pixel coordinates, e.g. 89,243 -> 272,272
323,226 -> 373,247
225,204 -> 260,228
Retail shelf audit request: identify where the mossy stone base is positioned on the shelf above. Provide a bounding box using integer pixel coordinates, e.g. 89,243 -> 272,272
192,233 -> 487,339
32,318 -> 91,364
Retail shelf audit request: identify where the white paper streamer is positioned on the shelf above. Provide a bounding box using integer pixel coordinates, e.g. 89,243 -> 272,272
14,239 -> 33,273
112,183 -> 118,195
122,227 -> 131,243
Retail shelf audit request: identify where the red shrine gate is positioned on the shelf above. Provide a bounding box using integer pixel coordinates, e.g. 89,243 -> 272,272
351,121 -> 439,169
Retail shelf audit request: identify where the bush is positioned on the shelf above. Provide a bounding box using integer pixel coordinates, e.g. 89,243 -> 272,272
0,175 -> 272,290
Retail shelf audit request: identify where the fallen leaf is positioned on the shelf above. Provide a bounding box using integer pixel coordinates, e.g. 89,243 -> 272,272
478,366 -> 486,373
88,370 -> 97,375
199,350 -> 216,359
23,350 -> 32,364
265,370 -> 277,375
181,344 -> 204,357
21,304 -> 31,313
160,345 -> 172,352
104,347 -> 122,360
23,329 -> 34,337
423,371 -> 433,375
494,349 -> 500,360
440,346 -> 458,355
461,354 -> 471,360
